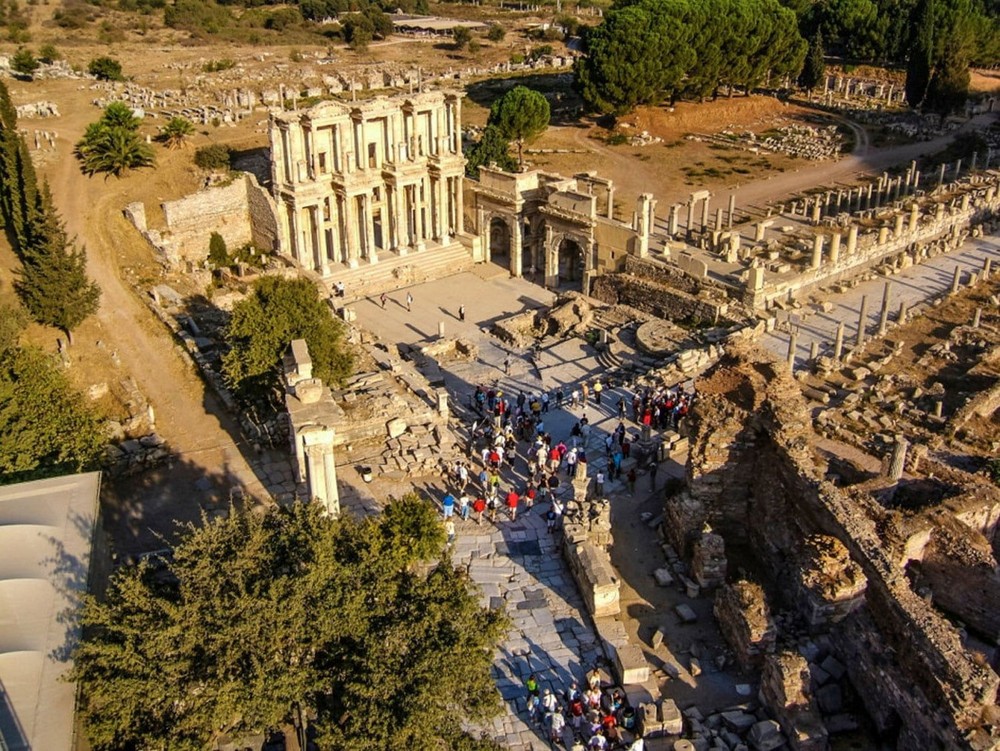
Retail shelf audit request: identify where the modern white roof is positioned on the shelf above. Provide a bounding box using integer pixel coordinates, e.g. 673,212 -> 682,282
0,472 -> 100,751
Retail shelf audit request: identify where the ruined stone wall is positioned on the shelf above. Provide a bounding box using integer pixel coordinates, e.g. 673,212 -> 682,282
591,273 -> 728,325
246,175 -> 280,253
683,336 -> 1000,749
162,176 -> 255,262
623,255 -> 708,296
919,520 -> 1000,643
594,220 -> 638,275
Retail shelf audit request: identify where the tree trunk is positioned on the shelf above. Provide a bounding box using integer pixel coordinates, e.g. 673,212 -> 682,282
65,328 -> 74,347
517,139 -> 524,169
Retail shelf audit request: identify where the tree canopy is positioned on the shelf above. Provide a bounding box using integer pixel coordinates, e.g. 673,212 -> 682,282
0,81 -> 101,340
71,497 -> 508,751
464,124 -> 518,176
487,85 -> 550,166
0,311 -> 104,484
76,102 -> 155,177
904,0 -> 977,116
222,276 -> 354,402
87,55 -> 124,82
575,0 -> 806,114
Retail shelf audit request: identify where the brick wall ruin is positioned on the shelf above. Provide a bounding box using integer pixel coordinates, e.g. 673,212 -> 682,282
672,334 -> 1000,750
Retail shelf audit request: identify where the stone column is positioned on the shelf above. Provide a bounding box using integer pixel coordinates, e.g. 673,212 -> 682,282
669,204 -> 679,236
728,193 -> 736,228
938,163 -> 947,186
455,176 -> 465,234
954,158 -> 962,180
909,204 -> 919,233
983,257 -> 992,280
810,234 -> 824,270
898,300 -> 908,324
512,220 -> 523,277
857,295 -> 868,347
787,329 -> 798,368
716,206 -> 724,231
846,225 -> 858,255
701,196 -> 710,231
878,226 -> 889,244
363,193 -> 377,263
345,194 -> 361,267
686,201 -> 695,235
887,436 -> 908,480
913,170 -> 920,190
435,177 -> 447,240
894,213 -> 904,238
833,321 -> 845,360
607,186 -> 615,220
951,265 -> 962,294
636,193 -> 653,258
878,281 -> 892,335
829,231 -> 841,264
811,198 -> 821,224
973,307 -> 982,328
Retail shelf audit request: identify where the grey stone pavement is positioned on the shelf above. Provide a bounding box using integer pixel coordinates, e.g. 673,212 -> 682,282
762,235 -> 1000,367
354,271 -> 668,749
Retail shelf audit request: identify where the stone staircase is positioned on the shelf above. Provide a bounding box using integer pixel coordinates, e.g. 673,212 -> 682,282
323,240 -> 476,302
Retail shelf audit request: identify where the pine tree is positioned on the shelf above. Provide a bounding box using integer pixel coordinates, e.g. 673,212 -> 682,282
15,187 -> 100,344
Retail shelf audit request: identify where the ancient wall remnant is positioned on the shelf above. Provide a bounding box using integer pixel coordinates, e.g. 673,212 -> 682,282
712,580 -> 776,670
674,333 -> 1000,750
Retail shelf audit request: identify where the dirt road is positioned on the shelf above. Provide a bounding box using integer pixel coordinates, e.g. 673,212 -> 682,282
39,87 -> 267,553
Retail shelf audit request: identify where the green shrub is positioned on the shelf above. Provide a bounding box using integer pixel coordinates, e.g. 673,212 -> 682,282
88,55 -> 124,81
193,143 -> 231,170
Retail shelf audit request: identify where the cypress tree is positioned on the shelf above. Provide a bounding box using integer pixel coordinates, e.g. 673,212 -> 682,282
800,29 -> 827,91
906,0 -> 935,107
15,186 -> 100,344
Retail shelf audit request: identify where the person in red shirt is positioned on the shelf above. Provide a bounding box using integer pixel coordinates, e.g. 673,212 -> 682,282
525,484 -> 537,509
506,489 -> 520,520
472,496 -> 486,525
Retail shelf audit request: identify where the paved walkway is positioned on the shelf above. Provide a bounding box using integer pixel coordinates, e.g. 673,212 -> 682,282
761,236 -> 1000,365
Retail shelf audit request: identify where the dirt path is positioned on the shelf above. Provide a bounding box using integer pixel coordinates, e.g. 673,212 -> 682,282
41,99 -> 267,553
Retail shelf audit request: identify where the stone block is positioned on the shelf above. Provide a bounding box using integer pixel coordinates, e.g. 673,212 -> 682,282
655,567 -> 675,586
612,643 -> 650,684
651,625 -> 666,649
819,655 -> 845,680
675,604 -> 698,624
661,699 -> 684,734
722,711 -> 756,733
749,720 -> 785,751
386,417 -> 408,438
816,683 -> 843,714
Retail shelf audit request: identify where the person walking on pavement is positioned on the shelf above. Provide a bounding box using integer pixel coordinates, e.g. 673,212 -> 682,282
503,354 -> 511,375
406,291 -> 413,312
380,292 -> 387,309
593,379 -> 603,405
444,518 -> 456,545
506,488 -> 520,521
649,460 -> 659,490
459,304 -> 466,321
581,382 -> 589,406
442,493 -> 455,519
472,496 -> 486,525
595,470 -> 605,497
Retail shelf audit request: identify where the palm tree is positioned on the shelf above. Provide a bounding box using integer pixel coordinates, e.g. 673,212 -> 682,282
76,124 -> 154,177
100,101 -> 142,131
159,117 -> 195,149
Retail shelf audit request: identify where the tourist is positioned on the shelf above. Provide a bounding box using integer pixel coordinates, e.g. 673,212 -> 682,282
570,388 -> 580,407
487,494 -> 499,523
542,687 -> 559,715
649,461 -> 659,490
627,467 -> 637,494
458,494 -> 470,521
581,382 -> 589,405
586,667 -> 602,691
525,483 -> 537,509
617,397 -> 626,420
588,729 -> 608,749
506,489 -> 520,520
547,498 -> 564,532
595,470 -> 605,498
406,291 -> 413,311
569,694 -> 585,730
472,496 -> 486,524
442,493 -> 455,518
593,379 -> 603,405
627,733 -> 645,751
334,280 -> 345,297
444,518 -> 456,545
459,304 -> 466,321
503,354 -> 511,374
549,706 -> 566,742
565,681 -> 581,704
380,292 -> 387,309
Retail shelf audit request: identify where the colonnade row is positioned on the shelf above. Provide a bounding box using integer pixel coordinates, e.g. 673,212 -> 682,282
272,94 -> 463,185
281,174 -> 465,275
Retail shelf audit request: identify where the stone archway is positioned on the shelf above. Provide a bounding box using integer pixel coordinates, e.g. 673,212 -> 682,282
557,237 -> 584,286
489,217 -> 512,270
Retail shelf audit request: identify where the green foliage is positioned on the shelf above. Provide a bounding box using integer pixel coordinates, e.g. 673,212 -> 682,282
453,25 -> 471,49
799,29 -> 826,90
71,498 -> 508,750
905,0 -> 976,114
37,43 -> 59,64
15,189 -> 101,341
222,276 -> 354,401
486,22 -> 505,41
164,0 -> 233,33
341,11 -> 373,49
202,57 -> 235,72
0,343 -> 104,484
10,46 -> 38,77
265,6 -> 302,29
576,0 -> 805,114
208,231 -> 228,267
465,124 -> 517,176
0,301 -> 26,356
194,143 -> 231,170
75,104 -> 154,177
487,85 -> 550,166
159,116 -> 195,149
87,55 -> 124,81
